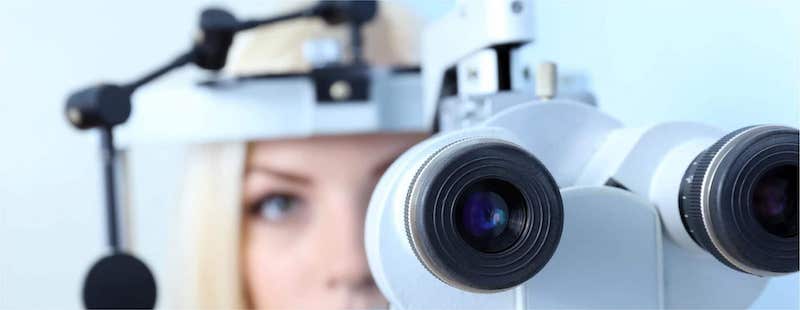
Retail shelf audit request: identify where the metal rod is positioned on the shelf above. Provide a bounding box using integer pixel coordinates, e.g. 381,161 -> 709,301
100,126 -> 120,251
350,23 -> 364,64
236,10 -> 311,31
125,50 -> 195,91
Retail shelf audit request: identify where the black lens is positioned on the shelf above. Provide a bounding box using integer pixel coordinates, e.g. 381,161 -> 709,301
752,165 -> 799,238
462,191 -> 509,238
456,179 -> 524,253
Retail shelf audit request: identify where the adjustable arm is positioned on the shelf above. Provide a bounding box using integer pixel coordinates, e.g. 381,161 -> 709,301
64,50 -> 194,131
69,3 -> 378,308
65,1 -> 377,131
99,126 -> 121,250
64,1 -> 379,252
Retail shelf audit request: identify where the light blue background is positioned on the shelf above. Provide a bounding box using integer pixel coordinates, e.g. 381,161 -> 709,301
0,0 -> 797,308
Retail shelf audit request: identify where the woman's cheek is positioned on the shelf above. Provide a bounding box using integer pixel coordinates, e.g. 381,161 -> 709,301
245,222 -> 310,308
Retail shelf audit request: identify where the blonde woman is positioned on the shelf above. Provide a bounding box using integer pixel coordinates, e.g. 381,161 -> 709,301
167,2 -> 425,309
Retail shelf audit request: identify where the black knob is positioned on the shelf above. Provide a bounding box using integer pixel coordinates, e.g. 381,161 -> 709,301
65,84 -> 132,130
313,1 -> 378,25
193,8 -> 238,71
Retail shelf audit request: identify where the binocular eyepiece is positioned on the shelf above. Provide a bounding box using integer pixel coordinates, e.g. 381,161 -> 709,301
679,125 -> 798,276
404,137 -> 563,292
367,130 -> 564,294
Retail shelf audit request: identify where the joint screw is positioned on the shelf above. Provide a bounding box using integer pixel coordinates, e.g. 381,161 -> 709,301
522,66 -> 531,80
467,68 -> 479,80
329,80 -> 352,101
511,1 -> 524,14
66,107 -> 83,127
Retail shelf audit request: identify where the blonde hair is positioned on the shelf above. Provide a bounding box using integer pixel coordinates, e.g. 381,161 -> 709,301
169,142 -> 248,309
170,3 -> 421,309
226,1 -> 420,75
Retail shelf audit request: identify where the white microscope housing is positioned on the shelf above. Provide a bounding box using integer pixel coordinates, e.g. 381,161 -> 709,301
367,100 -> 798,310
364,0 -> 798,309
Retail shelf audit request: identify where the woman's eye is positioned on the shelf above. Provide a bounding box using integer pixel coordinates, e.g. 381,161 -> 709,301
253,194 -> 302,222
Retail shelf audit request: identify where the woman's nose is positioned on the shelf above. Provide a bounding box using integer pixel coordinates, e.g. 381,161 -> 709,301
318,193 -> 376,291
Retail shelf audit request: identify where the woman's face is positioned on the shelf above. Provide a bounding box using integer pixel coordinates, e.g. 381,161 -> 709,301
242,133 -> 425,309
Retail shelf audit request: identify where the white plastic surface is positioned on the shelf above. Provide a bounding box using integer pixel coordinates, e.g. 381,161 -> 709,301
117,68 -> 427,146
571,121 -> 771,308
605,122 -> 721,195
574,122 -> 727,254
365,127 -> 524,310
662,240 -> 768,309
481,100 -> 622,187
368,183 -> 666,309
526,186 -> 664,309
648,138 -> 718,254
457,49 -> 501,96
422,0 -> 536,127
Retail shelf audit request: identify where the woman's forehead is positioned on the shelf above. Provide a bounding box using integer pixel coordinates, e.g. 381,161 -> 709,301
247,132 -> 426,172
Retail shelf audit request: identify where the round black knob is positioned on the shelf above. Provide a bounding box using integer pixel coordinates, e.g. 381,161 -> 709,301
65,84 -> 132,130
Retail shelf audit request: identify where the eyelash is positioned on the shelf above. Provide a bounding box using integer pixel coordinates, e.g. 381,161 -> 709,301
249,193 -> 304,223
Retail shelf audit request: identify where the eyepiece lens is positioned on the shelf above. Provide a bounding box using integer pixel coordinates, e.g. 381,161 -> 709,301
456,179 -> 524,253
462,191 -> 510,239
407,141 -> 563,291
752,165 -> 799,238
678,125 -> 799,275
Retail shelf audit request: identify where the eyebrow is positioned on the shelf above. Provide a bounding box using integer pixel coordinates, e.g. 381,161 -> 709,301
246,165 -> 312,185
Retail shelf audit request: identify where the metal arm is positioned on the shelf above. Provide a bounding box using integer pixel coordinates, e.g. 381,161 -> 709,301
421,0 -> 536,128
64,0 -> 378,252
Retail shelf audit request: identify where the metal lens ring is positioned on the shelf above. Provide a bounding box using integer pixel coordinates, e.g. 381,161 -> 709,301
679,125 -> 799,275
405,138 -> 563,292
